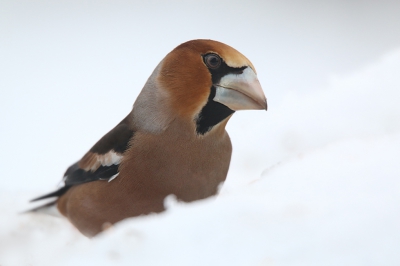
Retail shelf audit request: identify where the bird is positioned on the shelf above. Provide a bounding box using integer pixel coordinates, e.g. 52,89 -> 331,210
30,39 -> 267,237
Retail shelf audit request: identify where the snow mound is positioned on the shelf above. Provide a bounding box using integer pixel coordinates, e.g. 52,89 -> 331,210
2,40 -> 400,266
1,134 -> 399,265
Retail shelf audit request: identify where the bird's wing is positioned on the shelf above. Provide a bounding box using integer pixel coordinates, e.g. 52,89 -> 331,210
31,115 -> 134,202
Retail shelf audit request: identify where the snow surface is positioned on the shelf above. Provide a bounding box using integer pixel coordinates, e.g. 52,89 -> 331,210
1,2 -> 400,265
1,48 -> 400,265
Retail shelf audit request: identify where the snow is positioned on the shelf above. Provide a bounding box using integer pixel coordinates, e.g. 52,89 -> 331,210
1,2 -> 400,265
2,134 -> 400,265
1,48 -> 399,265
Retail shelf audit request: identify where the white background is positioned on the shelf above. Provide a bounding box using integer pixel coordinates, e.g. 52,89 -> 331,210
1,1 -> 400,265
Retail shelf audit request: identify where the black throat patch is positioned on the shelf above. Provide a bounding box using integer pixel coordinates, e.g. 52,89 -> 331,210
196,86 -> 235,135
195,56 -> 246,135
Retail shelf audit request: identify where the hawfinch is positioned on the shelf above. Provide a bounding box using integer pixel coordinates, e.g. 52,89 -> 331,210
31,39 -> 267,237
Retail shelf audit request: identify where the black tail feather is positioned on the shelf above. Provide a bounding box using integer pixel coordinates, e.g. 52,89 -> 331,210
22,200 -> 58,214
30,186 -> 70,202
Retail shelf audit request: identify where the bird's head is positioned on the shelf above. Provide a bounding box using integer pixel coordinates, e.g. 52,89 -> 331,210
132,39 -> 267,135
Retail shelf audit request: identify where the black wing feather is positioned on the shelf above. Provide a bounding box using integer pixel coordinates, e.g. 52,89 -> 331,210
30,115 -> 134,202
65,164 -> 119,186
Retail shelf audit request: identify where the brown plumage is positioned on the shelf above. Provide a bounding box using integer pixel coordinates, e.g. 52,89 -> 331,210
31,39 -> 267,237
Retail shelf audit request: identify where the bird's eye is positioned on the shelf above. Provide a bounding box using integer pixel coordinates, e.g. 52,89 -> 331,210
204,54 -> 222,69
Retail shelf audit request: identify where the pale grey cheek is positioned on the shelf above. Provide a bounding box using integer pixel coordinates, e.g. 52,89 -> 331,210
131,62 -> 174,133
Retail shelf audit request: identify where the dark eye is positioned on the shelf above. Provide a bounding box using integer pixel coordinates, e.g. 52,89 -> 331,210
204,54 -> 222,69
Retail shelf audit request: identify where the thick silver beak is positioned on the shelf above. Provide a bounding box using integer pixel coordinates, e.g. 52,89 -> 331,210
213,67 -> 267,111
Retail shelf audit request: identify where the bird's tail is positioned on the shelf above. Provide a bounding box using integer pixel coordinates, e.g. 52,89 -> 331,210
24,186 -> 70,217
30,186 -> 70,202
22,200 -> 62,217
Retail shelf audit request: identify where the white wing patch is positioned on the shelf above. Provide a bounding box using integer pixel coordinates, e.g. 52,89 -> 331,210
108,173 -> 119,182
80,151 -> 123,172
99,152 -> 123,167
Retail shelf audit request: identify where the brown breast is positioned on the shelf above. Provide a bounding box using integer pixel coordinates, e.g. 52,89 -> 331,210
57,119 -> 232,237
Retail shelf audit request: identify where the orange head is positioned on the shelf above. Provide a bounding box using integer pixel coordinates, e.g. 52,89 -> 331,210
132,39 -> 267,135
